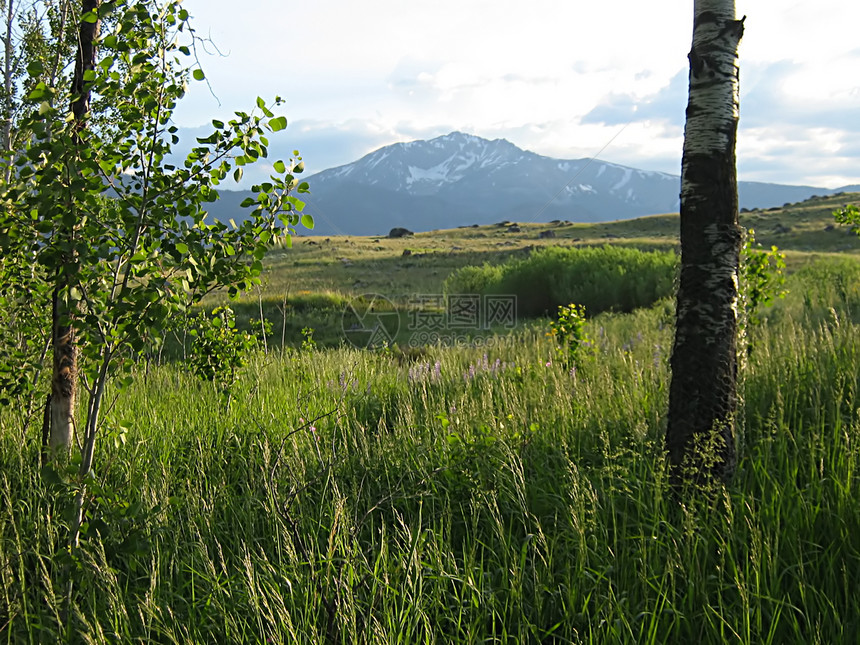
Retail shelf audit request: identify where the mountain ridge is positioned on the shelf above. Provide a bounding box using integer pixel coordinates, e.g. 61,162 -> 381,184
203,132 -> 856,236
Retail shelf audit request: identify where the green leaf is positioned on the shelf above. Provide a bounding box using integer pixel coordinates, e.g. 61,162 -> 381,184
40,464 -> 63,485
273,160 -> 286,174
81,10 -> 98,23
26,83 -> 47,100
26,61 -> 44,77
300,213 -> 314,230
268,116 -> 287,132
192,69 -> 205,81
233,167 -> 243,182
196,132 -> 218,144
285,195 -> 305,211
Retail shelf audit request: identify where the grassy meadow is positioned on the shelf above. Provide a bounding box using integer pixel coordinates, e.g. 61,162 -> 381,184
218,192 -> 860,347
255,191 -> 860,298
2,194 -> 860,643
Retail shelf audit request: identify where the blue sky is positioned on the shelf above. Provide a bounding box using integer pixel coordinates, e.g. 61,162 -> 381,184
173,0 -> 860,189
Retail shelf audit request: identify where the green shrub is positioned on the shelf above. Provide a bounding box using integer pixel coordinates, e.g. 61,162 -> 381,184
547,303 -> 594,366
441,263 -> 504,295
740,230 -> 787,328
188,306 -> 260,404
444,245 -> 677,317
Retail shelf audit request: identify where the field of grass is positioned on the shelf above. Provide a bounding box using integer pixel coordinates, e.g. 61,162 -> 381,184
209,192 -> 860,349
2,197 -> 860,642
250,192 -> 860,303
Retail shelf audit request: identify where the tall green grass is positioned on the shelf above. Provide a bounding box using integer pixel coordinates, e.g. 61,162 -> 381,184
444,245 -> 678,317
1,259 -> 860,643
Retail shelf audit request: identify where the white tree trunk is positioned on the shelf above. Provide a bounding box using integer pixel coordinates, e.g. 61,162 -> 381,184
2,0 -> 14,155
666,0 -> 745,484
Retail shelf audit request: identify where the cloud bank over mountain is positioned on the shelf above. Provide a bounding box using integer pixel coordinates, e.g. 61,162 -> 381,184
174,0 -> 860,192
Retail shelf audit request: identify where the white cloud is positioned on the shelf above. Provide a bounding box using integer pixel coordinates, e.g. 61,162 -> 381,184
171,0 -> 860,189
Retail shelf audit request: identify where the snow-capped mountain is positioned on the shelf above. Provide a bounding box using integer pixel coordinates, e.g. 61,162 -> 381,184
301,132 -> 685,235
205,132 -> 845,236
318,131 -> 676,200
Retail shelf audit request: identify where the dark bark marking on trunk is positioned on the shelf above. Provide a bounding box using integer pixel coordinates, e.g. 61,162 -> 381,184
693,11 -> 722,29
667,6 -> 744,486
40,393 -> 52,466
71,0 -> 100,126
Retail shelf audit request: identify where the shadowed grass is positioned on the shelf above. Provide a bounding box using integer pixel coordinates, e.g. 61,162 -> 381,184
2,259 -> 860,642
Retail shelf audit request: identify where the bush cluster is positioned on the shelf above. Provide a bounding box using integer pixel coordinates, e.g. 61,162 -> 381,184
444,245 -> 678,317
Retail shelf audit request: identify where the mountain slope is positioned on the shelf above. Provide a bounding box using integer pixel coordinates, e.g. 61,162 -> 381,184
202,132 -> 853,236
300,132 -> 682,234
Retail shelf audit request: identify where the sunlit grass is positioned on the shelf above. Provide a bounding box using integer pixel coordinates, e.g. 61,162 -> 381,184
2,257 -> 860,642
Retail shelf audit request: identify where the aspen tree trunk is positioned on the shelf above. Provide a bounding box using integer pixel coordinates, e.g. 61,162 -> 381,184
666,1 -> 745,484
48,0 -> 100,456
1,0 -> 14,156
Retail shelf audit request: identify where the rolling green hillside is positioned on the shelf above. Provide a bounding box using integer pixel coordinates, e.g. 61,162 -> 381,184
197,192 -> 860,349
232,192 -> 860,304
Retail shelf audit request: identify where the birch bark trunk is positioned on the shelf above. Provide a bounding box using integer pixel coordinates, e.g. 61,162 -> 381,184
666,1 -> 745,484
48,0 -> 100,456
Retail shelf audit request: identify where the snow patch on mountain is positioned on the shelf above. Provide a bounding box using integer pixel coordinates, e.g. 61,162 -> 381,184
407,162 -> 450,185
611,168 -> 633,192
366,150 -> 391,171
405,152 -> 481,188
327,164 -> 354,179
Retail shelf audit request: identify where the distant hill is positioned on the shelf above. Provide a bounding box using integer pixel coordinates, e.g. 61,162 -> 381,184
201,132 -> 857,236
